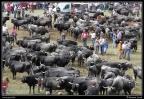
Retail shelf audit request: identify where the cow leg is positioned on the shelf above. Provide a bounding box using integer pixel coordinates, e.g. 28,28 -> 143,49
49,89 -> 52,95
29,86 -> 31,94
12,72 -> 15,80
14,72 -> 17,79
134,74 -> 137,80
124,90 -> 127,95
33,85 -> 35,94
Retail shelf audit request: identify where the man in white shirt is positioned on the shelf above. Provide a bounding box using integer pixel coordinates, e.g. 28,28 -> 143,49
90,30 -> 96,46
2,24 -> 8,32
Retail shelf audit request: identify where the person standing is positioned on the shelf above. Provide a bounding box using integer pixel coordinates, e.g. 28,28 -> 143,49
17,5 -> 21,17
81,30 -> 88,46
2,76 -> 10,95
13,5 -> 18,18
117,30 -> 122,40
10,3 -> 14,14
6,4 -> 11,17
95,37 -> 100,54
30,2 -> 34,13
11,26 -> 17,43
99,36 -> 105,55
89,30 -> 96,46
61,29 -> 66,41
112,32 -> 117,48
21,7 -> 25,17
126,40 -> 131,61
117,41 -> 122,59
104,38 -> 109,55
122,41 -> 127,59
56,6 -> 60,13
2,24 -> 8,33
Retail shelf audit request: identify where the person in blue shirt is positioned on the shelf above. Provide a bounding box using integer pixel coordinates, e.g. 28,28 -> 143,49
104,38 -> 109,55
112,32 -> 117,48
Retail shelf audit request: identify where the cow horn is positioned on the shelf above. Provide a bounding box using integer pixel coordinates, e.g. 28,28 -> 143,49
69,82 -> 73,84
35,78 -> 39,80
56,78 -> 60,81
111,87 -> 114,89
75,84 -> 79,87
70,90 -> 74,93
102,86 -> 108,89
57,85 -> 60,88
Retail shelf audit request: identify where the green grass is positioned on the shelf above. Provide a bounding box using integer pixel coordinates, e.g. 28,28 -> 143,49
2,9 -> 142,95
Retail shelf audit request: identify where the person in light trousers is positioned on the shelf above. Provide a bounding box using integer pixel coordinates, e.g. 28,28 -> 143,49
126,40 -> 131,61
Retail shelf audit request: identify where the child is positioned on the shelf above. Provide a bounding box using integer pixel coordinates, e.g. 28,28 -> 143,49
2,76 -> 10,95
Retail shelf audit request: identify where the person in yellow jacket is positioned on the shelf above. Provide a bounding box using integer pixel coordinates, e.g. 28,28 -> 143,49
117,41 -> 122,59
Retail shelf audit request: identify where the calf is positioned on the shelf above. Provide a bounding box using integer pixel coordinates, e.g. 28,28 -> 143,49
21,76 -> 38,94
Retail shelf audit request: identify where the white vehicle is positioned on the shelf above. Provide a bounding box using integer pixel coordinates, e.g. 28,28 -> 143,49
52,2 -> 89,13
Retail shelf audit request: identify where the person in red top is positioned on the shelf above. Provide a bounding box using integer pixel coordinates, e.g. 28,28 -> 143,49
81,30 -> 88,46
30,3 -> 34,13
2,76 -> 10,95
11,26 -> 17,44
6,4 -> 11,16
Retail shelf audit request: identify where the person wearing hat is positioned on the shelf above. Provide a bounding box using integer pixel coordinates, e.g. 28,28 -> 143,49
117,41 -> 122,59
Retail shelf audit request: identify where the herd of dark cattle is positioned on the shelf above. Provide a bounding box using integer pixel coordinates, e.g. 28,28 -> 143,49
2,4 -> 142,95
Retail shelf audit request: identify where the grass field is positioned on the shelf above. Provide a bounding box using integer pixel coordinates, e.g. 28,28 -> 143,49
2,9 -> 142,95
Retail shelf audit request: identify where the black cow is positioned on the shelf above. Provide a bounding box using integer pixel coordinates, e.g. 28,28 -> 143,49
54,23 -> 71,34
99,78 -> 114,95
29,27 -> 49,36
39,77 -> 65,94
21,76 -> 38,94
133,66 -> 142,80
2,17 -> 10,24
57,39 -> 78,46
11,19 -> 28,30
5,60 -> 32,79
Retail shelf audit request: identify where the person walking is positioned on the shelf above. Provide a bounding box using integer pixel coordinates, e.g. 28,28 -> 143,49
126,40 -> 131,61
122,41 -> 127,59
95,37 -> 100,54
99,36 -> 105,55
2,76 -> 10,95
81,30 -> 88,46
112,32 -> 117,48
104,38 -> 109,55
117,41 -> 122,59
90,30 -> 96,46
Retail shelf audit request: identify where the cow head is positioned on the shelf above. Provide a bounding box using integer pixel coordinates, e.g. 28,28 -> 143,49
21,76 -> 27,83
